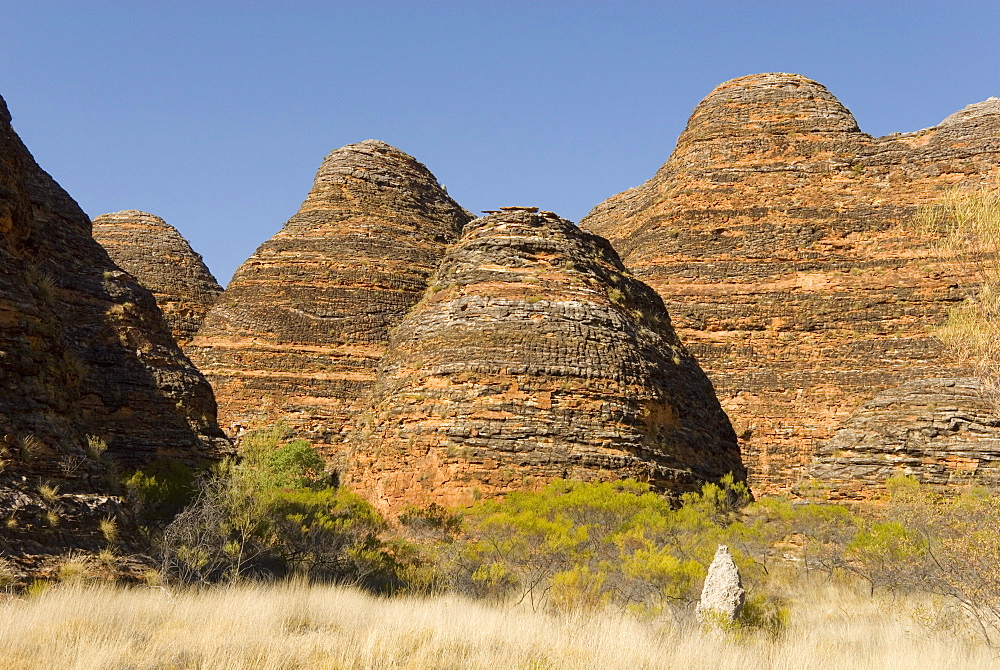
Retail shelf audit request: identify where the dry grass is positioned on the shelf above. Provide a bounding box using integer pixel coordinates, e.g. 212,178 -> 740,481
0,579 -> 996,670
919,183 -> 1000,401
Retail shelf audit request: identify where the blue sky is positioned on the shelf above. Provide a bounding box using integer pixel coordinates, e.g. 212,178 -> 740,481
3,1 -> 999,284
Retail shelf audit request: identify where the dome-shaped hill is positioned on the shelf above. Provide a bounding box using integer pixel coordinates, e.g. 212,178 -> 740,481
189,140 -> 472,464
581,72 -> 1000,493
348,208 -> 744,512
92,210 -> 222,347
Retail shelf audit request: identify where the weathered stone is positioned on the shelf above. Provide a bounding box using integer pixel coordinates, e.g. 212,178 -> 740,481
811,378 -> 1000,498
189,140 -> 472,467
92,210 -> 223,348
0,93 -> 230,571
696,545 -> 745,625
348,209 -> 744,513
582,73 -> 1000,493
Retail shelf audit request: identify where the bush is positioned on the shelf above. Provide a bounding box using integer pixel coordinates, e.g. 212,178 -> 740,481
123,460 -> 199,525
159,429 -> 402,591
414,476 -> 776,623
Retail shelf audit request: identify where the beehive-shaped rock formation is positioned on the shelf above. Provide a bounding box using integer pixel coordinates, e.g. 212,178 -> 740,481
189,141 -> 472,463
582,73 -> 1000,493
811,378 -> 1000,498
0,94 -> 229,570
92,210 -> 223,347
348,208 -> 744,512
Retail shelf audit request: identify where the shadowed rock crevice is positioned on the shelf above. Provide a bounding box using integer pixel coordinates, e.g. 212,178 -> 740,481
348,208 -> 744,512
581,73 -> 1000,492
92,210 -> 223,348
189,140 -> 472,464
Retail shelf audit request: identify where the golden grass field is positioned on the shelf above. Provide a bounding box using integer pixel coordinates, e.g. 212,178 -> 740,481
1,578 -> 997,670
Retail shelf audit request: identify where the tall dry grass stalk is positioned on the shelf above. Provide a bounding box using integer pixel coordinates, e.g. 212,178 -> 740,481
919,183 -> 1000,403
0,579 -> 996,670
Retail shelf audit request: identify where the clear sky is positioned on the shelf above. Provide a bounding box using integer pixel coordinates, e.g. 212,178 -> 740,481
3,1 -> 999,284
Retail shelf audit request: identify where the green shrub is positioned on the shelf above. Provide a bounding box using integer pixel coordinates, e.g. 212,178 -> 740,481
419,477 -> 767,615
159,431 -> 402,591
123,460 -> 199,525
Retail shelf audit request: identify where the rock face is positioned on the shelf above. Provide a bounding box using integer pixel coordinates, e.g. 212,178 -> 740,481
696,545 -> 745,625
582,73 -> 1000,493
348,208 -> 744,512
92,210 -> 223,348
189,141 -> 472,465
0,94 -> 229,568
812,378 -> 1000,498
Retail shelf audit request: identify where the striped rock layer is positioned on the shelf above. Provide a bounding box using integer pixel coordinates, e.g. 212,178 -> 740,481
92,210 -> 223,347
581,73 -> 1000,493
348,209 -> 744,512
0,94 -> 229,568
189,141 -> 472,465
811,378 -> 1000,498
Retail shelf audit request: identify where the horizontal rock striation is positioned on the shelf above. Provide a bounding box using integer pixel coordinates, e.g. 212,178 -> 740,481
92,210 -> 223,348
348,208 -> 744,512
189,141 -> 472,465
811,378 -> 1000,497
582,73 -> 1000,493
0,94 -> 229,569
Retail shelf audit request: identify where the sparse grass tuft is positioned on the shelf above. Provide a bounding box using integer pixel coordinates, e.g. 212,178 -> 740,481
19,434 -> 42,461
85,435 -> 108,462
99,517 -> 118,544
38,483 -> 59,506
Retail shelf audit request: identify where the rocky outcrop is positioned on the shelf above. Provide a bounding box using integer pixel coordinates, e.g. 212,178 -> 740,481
92,210 -> 223,347
696,545 -> 745,625
582,73 -> 1000,493
348,208 -> 744,512
188,141 -> 472,465
0,94 -> 229,569
811,378 -> 1000,498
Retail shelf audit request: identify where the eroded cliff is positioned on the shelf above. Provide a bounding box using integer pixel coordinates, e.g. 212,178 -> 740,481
0,94 -> 229,572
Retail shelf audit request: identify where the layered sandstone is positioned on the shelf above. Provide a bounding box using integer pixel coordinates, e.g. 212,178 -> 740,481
0,94 -> 229,568
811,378 -> 1000,497
92,210 -> 223,347
189,141 -> 472,464
582,73 -> 1000,493
348,208 -> 744,512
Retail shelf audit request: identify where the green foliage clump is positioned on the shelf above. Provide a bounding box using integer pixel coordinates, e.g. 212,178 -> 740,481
123,459 -> 199,525
160,426 -> 402,591
417,476 -> 777,626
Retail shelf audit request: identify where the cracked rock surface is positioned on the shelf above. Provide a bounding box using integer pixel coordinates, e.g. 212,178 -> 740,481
811,377 -> 1000,498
